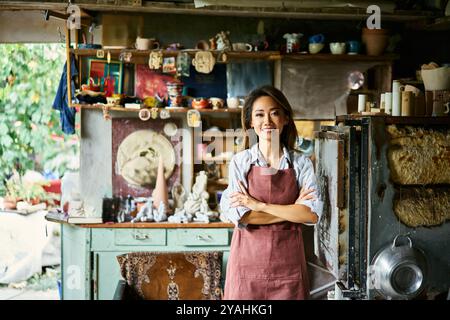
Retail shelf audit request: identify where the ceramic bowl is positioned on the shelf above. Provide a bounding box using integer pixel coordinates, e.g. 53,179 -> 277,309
191,98 -> 210,109
330,42 -> 346,54
308,43 -> 324,54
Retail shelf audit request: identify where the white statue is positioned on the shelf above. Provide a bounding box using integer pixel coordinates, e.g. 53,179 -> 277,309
192,171 -> 208,196
215,31 -> 232,51
131,197 -> 154,223
153,202 -> 168,222
182,171 -> 218,223
168,208 -> 192,223
171,182 -> 186,210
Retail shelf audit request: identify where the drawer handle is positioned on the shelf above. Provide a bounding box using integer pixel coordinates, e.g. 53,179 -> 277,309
196,234 -> 212,241
134,233 -> 150,240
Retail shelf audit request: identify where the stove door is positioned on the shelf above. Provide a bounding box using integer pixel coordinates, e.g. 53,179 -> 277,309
314,126 -> 359,290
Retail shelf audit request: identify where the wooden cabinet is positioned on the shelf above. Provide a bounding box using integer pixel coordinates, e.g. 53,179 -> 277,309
61,223 -> 233,300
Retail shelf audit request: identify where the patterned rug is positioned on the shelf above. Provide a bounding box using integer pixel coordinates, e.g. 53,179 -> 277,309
117,251 -> 223,300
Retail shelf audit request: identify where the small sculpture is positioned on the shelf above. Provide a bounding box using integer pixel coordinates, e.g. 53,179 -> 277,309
192,51 -> 215,74
149,51 -> 163,69
215,31 -> 232,51
152,155 -> 169,211
182,171 -> 218,223
283,33 -> 303,53
171,182 -> 186,210
208,37 -> 216,50
168,207 -> 193,223
154,202 -> 168,222
131,197 -> 154,223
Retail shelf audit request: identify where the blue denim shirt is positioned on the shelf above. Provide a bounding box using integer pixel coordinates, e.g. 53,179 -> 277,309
219,143 -> 323,227
52,55 -> 78,134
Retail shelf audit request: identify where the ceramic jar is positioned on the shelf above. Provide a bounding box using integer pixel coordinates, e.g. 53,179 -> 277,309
362,28 -> 389,56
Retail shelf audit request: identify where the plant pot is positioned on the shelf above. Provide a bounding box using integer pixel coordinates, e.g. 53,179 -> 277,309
362,28 -> 389,56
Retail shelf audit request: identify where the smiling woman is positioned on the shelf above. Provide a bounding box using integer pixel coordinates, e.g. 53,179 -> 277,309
219,85 -> 323,300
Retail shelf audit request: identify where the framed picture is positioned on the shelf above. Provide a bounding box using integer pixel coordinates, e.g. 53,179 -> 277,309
135,64 -> 175,99
88,58 -> 123,94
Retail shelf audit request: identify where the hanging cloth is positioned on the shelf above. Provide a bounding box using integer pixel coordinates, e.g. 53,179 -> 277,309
52,54 -> 78,134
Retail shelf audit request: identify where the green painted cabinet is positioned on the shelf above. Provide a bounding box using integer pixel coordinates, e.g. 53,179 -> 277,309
61,223 -> 233,300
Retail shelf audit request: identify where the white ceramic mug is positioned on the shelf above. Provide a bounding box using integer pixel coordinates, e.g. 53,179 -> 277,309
232,43 -> 253,52
135,37 -> 160,50
226,97 -> 239,109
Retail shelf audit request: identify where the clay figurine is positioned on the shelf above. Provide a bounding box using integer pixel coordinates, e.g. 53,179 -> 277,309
171,182 -> 186,209
131,197 -> 154,223
215,31 -> 232,51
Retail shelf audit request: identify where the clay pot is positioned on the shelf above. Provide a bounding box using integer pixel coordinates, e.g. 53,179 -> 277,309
362,28 -> 389,56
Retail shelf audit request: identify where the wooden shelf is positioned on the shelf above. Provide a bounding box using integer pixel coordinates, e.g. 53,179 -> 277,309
72,48 -> 281,61
283,53 -> 400,62
2,1 -> 441,22
337,114 -> 450,125
79,221 -> 234,228
72,48 -> 398,63
74,103 -> 242,114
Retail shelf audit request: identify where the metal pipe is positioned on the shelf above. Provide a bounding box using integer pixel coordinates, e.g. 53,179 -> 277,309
310,281 -> 336,296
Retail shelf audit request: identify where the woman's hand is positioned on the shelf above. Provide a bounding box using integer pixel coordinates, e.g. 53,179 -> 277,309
230,181 -> 265,212
296,187 -> 317,203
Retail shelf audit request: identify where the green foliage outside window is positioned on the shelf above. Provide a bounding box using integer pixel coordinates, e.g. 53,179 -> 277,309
0,44 -> 79,195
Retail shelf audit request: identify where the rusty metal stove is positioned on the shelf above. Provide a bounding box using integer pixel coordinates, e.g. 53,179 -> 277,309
315,115 -> 450,300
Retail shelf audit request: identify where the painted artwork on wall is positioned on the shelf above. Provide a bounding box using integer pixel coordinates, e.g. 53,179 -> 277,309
112,118 -> 182,198
135,64 -> 175,99
88,59 -> 123,94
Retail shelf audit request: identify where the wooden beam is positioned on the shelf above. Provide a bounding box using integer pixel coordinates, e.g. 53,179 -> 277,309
0,1 -> 442,22
45,9 -> 93,27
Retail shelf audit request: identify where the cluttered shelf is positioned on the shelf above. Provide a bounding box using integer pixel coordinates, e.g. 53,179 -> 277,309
337,114 -> 450,125
72,48 -> 281,61
283,53 -> 399,62
44,211 -> 233,228
74,103 -> 242,114
78,222 -> 234,228
71,49 -> 399,62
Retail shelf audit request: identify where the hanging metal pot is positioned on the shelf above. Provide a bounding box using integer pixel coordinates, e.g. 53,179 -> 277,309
370,234 -> 427,300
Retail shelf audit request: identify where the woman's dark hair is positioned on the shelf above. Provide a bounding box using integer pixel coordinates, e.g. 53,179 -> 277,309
241,85 -> 297,150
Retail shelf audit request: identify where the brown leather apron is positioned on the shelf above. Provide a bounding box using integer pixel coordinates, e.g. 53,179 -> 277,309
224,164 -> 310,300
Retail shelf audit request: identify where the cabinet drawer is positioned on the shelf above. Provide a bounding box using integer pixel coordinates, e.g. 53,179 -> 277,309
175,229 -> 229,246
114,229 -> 166,246
91,229 -> 167,251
